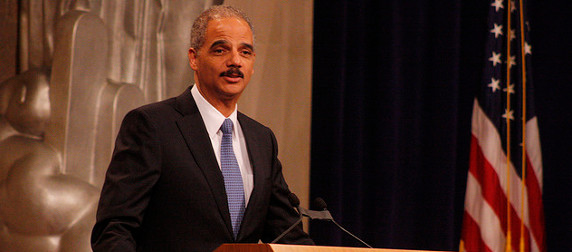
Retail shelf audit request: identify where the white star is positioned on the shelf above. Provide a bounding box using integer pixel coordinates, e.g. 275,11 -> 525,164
507,55 -> 516,68
488,78 -> 501,92
492,0 -> 504,12
489,52 -> 502,66
509,29 -> 516,41
503,83 -> 515,94
525,42 -> 532,55
511,0 -> 517,12
503,109 -> 514,120
491,23 -> 503,38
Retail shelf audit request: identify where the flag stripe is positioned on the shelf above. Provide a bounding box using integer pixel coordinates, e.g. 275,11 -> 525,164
471,100 -> 528,224
464,171 -> 505,251
469,131 -> 531,252
462,210 -> 495,252
525,154 -> 544,251
463,100 -> 543,252
525,118 -> 543,189
524,119 -> 545,251
469,135 -> 507,235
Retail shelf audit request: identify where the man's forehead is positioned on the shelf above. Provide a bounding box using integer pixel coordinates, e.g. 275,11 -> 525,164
205,18 -> 253,39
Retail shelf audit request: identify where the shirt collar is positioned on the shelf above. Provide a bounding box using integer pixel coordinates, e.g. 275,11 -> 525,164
191,85 -> 238,138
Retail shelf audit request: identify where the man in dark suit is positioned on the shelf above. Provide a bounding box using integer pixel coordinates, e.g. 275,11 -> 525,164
91,5 -> 313,251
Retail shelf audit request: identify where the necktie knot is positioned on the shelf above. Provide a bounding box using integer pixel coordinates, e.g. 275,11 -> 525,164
221,118 -> 233,135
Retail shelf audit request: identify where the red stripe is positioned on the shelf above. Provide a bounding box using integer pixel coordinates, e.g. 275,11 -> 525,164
525,155 -> 546,251
469,135 -> 507,234
462,210 -> 493,252
469,135 -> 541,251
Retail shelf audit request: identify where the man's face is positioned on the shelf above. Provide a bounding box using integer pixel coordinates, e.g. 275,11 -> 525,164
188,17 -> 255,104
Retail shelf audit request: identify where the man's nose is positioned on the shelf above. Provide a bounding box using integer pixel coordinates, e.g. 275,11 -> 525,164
226,50 -> 242,67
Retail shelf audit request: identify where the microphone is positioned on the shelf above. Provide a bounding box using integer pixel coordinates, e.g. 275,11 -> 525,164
289,193 -> 301,211
311,197 -> 373,248
313,197 -> 328,209
298,203 -> 333,220
270,193 -> 304,243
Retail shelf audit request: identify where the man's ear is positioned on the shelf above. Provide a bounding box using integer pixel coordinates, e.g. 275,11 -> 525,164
188,48 -> 199,71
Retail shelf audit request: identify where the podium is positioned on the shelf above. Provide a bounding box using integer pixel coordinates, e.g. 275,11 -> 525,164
214,244 -> 447,252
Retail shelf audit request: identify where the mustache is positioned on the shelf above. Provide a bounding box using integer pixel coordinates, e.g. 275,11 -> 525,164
220,68 -> 244,78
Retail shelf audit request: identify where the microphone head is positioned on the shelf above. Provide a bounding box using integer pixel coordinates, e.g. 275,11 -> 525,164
288,193 -> 301,207
313,197 -> 328,210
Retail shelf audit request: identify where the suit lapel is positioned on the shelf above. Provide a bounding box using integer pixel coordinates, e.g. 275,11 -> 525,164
237,113 -> 267,240
174,88 -> 234,239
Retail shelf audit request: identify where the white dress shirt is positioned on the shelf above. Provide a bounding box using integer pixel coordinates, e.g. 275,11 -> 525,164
191,85 -> 254,205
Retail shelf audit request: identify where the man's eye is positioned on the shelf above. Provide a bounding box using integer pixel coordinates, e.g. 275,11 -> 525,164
241,50 -> 252,56
212,49 -> 225,54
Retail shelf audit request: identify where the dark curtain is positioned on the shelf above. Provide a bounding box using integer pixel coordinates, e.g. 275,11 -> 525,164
310,0 -> 572,251
529,0 -> 572,250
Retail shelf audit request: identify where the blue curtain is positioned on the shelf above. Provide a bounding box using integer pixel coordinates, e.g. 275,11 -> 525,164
310,0 -> 572,250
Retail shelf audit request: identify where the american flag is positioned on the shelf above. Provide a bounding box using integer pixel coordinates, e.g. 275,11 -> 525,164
460,0 -> 545,251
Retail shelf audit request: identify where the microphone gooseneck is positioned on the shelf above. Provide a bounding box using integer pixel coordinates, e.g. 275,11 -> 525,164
312,198 -> 373,248
329,219 -> 373,248
271,194 -> 373,248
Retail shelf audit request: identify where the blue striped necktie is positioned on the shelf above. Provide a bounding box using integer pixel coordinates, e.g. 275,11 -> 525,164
220,118 -> 245,239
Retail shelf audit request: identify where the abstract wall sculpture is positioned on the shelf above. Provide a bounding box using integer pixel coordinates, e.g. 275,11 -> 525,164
0,0 -> 220,250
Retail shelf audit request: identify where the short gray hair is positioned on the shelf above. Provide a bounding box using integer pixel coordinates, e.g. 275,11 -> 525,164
190,5 -> 255,50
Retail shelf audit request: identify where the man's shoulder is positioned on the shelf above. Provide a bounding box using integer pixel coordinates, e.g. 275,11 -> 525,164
118,95 -> 188,132
128,97 -> 179,119
237,112 -> 270,133
130,88 -> 192,118
136,97 -> 178,112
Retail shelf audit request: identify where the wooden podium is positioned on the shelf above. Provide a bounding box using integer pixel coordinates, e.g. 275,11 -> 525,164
214,244 -> 447,252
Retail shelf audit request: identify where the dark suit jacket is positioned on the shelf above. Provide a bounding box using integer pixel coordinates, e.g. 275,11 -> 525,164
91,87 -> 312,251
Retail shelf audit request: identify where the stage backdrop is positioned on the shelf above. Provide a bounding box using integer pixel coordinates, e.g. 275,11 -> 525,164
311,0 -> 572,251
0,0 -> 313,251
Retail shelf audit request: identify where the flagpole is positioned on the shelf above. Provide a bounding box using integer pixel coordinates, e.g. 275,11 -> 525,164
460,1 -> 545,250
518,0 -> 528,251
505,0 -> 513,251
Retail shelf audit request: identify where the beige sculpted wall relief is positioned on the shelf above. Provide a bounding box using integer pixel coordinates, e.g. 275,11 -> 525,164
0,0 -> 313,250
0,0 -> 221,251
